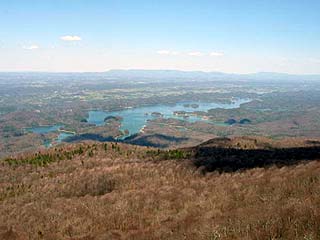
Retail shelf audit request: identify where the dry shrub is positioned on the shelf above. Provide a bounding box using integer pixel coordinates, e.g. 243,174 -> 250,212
0,142 -> 320,239
59,172 -> 116,198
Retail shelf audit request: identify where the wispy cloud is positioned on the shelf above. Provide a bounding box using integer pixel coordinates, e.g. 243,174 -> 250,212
23,45 -> 39,50
188,51 -> 204,57
60,35 -> 82,41
157,50 -> 179,55
210,51 -> 224,57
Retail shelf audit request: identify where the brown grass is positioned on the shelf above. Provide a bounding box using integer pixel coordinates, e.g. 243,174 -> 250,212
0,141 -> 319,239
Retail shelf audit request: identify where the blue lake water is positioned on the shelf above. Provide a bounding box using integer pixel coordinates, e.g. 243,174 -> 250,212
87,99 -> 251,138
26,125 -> 75,146
25,99 -> 250,145
26,125 -> 62,134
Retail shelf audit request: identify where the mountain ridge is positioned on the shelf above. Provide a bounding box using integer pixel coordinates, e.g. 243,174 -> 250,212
1,136 -> 320,239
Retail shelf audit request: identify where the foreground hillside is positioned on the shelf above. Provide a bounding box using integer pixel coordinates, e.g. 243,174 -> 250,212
1,138 -> 320,240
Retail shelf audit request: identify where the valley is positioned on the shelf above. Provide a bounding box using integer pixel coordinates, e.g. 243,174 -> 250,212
1,72 -> 320,157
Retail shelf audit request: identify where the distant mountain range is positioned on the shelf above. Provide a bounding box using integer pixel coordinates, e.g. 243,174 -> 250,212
1,69 -> 320,82
104,69 -> 320,81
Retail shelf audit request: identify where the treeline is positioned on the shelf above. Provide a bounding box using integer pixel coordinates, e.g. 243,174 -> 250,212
3,142 -> 134,167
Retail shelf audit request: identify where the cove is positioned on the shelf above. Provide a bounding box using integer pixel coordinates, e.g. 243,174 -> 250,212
26,125 -> 75,146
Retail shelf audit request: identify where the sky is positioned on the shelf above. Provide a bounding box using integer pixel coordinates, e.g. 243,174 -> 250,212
0,0 -> 320,74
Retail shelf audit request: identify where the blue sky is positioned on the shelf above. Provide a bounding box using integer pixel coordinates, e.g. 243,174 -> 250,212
1,0 -> 320,73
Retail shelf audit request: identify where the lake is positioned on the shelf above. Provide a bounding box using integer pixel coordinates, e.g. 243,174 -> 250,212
87,98 -> 251,139
26,125 -> 75,146
26,125 -> 62,134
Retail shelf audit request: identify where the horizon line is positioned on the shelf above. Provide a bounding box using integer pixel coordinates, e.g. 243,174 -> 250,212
0,69 -> 320,76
